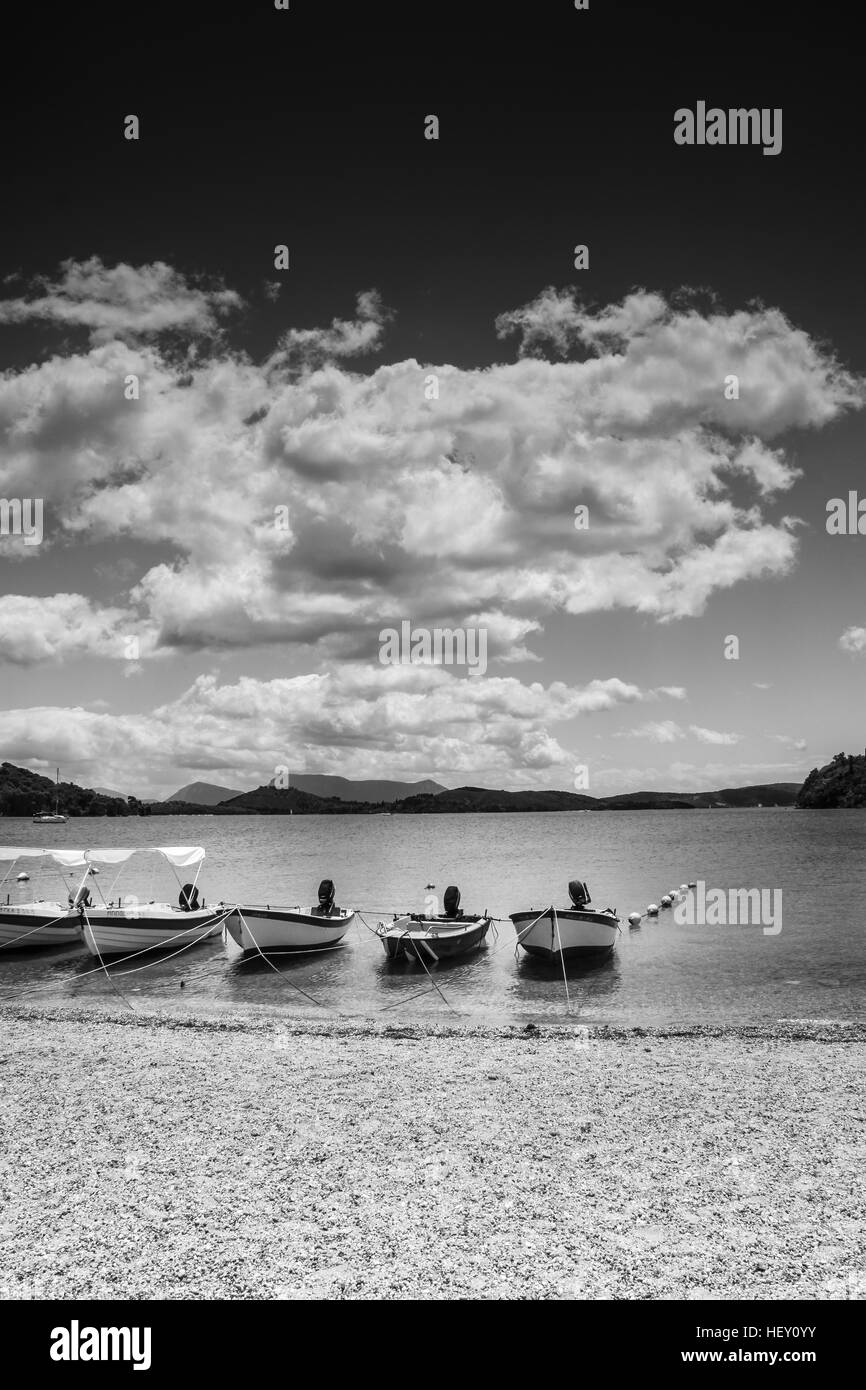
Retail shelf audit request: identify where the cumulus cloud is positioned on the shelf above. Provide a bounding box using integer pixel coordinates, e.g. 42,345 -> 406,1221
0,593 -> 152,665
839,626 -> 866,655
496,286 -> 863,435
0,270 -> 863,669
0,667 -> 687,797
768,734 -> 807,750
0,258 -> 241,342
268,289 -> 391,370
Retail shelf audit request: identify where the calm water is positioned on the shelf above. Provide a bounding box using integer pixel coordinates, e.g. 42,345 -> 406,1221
1,811 -> 864,1025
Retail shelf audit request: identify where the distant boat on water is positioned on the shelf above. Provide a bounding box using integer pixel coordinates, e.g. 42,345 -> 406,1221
32,768 -> 67,824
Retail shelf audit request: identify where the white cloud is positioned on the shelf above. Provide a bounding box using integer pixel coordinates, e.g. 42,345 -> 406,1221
496,287 -> 864,435
689,725 -> 742,746
0,668 -> 686,798
0,273 -> 862,667
768,734 -> 807,751
839,626 -> 866,655
615,720 -> 685,743
268,289 -> 391,369
0,594 -> 151,665
0,258 -> 241,342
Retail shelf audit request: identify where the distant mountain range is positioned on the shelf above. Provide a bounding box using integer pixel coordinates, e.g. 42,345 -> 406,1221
383,783 -> 801,813
167,781 -> 242,805
0,761 -> 808,818
166,775 -> 447,805
286,774 -> 447,803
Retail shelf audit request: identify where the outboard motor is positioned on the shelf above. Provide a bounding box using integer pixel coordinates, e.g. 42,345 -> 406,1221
317,879 -> 336,915
179,883 -> 200,912
443,885 -> 461,918
568,879 -> 591,908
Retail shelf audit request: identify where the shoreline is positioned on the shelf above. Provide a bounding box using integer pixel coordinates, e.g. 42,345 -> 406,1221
2,1002 -> 864,1300
2,998 -> 865,1043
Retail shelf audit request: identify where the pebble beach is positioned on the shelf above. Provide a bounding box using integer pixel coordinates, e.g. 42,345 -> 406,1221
1,1003 -> 863,1301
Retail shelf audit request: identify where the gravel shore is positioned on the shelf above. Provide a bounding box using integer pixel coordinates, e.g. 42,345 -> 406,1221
1,1003 -> 863,1300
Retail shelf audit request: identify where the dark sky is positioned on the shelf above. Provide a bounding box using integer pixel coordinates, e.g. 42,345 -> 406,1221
4,2 -> 865,371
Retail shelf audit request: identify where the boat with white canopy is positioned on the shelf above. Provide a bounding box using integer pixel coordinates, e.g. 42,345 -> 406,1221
79,847 -> 226,957
0,847 -> 88,949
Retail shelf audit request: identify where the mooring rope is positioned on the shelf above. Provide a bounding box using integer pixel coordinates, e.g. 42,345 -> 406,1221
233,907 -> 339,1014
406,935 -> 458,1014
551,907 -> 573,1014
80,903 -> 138,1013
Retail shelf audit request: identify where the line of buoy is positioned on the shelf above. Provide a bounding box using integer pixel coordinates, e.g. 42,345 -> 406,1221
630,881 -> 696,927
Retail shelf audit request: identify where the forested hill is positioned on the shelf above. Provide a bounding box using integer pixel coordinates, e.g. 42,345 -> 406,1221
796,753 -> 866,808
0,762 -> 133,817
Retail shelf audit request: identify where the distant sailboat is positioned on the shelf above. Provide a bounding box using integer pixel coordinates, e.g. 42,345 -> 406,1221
32,768 -> 67,824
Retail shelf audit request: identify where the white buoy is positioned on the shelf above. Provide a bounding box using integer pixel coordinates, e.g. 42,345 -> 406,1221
680,883 -> 688,893
628,912 -> 642,927
17,872 -> 30,883
661,895 -> 671,908
647,903 -> 659,916
688,881 -> 697,888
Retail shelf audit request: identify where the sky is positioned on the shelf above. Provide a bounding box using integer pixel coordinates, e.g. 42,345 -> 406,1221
0,2 -> 864,799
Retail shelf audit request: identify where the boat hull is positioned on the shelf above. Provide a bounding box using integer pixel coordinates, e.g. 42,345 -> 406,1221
380,914 -> 491,962
510,908 -> 619,959
82,905 -> 224,957
0,904 -> 80,950
224,906 -> 354,955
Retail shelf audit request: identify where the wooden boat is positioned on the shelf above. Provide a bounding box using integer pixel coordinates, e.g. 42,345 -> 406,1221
223,879 -> 354,957
0,847 -> 86,950
378,885 -> 491,963
79,846 -> 224,957
510,880 -> 619,960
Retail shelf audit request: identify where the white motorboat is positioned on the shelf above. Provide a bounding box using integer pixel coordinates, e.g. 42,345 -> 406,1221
224,879 -> 354,957
79,846 -> 225,957
510,880 -> 619,960
0,847 -> 87,950
378,885 -> 491,962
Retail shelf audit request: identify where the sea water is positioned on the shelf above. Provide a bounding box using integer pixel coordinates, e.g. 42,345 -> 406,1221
0,810 -> 863,1026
